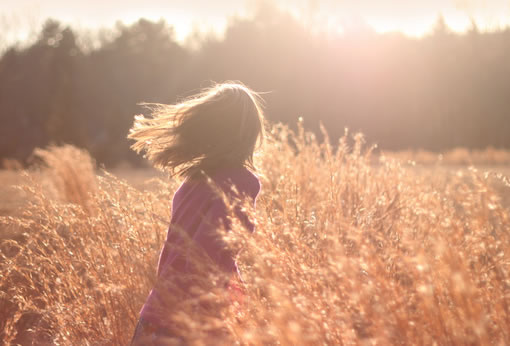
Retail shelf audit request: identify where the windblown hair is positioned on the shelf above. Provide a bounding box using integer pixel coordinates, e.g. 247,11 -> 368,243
128,82 -> 265,177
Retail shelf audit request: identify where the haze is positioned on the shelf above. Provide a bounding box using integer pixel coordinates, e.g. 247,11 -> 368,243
1,0 -> 510,46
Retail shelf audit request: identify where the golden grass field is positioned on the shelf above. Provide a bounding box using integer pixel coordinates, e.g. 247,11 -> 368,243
1,124 -> 510,345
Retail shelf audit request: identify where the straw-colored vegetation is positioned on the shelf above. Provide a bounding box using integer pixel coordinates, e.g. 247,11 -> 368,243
384,147 -> 510,166
1,124 -> 510,345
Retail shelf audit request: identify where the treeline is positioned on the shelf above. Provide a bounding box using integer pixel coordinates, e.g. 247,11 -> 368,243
1,6 -> 510,166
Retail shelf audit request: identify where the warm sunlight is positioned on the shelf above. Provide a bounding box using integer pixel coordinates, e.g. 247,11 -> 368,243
2,0 -> 510,47
368,12 -> 472,36
3,0 -> 510,345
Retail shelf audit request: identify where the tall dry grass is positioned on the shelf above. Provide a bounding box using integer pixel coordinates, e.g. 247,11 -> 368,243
1,124 -> 510,345
384,147 -> 510,166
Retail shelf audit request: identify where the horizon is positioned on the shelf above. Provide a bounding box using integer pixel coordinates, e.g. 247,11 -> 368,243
1,0 -> 510,50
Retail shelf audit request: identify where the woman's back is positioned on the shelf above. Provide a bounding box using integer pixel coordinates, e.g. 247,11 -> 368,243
139,165 -> 260,327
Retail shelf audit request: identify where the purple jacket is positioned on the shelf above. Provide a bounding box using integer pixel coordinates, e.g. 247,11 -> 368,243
140,166 -> 260,325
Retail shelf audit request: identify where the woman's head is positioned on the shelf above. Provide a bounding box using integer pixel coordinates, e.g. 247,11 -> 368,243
128,81 -> 265,177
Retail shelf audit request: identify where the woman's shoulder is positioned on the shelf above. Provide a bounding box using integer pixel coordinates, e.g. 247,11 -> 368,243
176,165 -> 260,202
215,166 -> 261,198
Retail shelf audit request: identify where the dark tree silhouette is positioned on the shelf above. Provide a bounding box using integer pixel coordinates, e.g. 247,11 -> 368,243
1,7 -> 510,166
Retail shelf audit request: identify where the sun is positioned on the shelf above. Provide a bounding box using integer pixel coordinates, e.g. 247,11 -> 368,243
369,16 -> 434,37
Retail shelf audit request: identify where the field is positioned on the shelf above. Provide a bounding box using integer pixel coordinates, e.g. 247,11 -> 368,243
1,124 -> 510,345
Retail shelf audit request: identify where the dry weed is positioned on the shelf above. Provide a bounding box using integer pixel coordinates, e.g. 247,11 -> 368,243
1,123 -> 510,345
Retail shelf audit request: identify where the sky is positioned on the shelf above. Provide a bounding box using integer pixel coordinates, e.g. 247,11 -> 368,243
1,0 -> 510,48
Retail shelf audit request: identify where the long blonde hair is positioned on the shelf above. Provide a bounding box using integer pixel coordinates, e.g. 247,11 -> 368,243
128,82 -> 265,177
